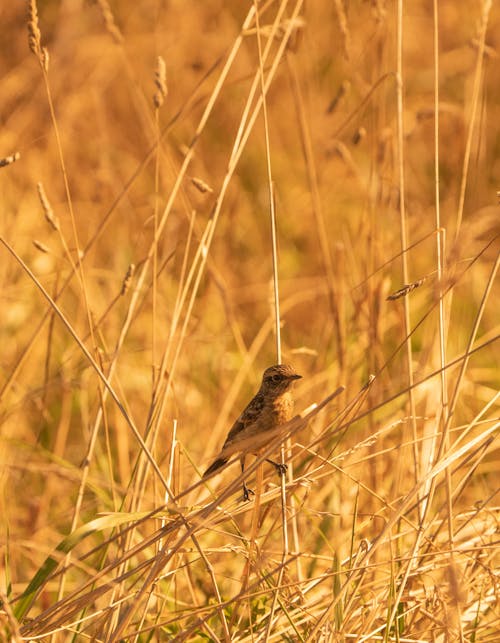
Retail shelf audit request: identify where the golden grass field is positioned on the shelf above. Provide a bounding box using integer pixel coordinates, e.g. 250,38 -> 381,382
0,0 -> 499,640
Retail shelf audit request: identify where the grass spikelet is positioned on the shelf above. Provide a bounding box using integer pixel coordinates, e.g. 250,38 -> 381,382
191,176 -> 213,194
41,46 -> 49,72
387,276 -> 427,300
333,0 -> 351,59
153,55 -> 167,109
95,0 -> 124,44
27,0 -> 42,60
352,126 -> 366,145
36,182 -> 59,231
120,263 -> 135,295
326,80 -> 350,114
0,152 -> 20,168
32,239 -> 49,253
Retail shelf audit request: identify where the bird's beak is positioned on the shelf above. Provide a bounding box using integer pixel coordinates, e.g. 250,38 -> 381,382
290,374 -> 302,380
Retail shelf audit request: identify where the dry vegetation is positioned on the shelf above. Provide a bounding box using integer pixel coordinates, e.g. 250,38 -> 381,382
0,0 -> 499,641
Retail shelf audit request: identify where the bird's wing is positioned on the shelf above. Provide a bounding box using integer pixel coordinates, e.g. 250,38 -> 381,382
223,392 -> 265,445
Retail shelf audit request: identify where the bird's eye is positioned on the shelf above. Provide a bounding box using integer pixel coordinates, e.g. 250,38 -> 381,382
271,374 -> 281,382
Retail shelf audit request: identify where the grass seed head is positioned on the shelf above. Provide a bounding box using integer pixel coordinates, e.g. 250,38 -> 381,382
154,55 -> 168,109
37,182 -> 59,231
27,0 -> 42,60
0,152 -> 20,168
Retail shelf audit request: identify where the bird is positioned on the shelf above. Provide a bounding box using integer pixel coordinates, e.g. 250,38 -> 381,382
203,363 -> 302,500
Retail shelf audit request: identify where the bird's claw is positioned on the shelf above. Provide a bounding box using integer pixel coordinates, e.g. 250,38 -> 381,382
243,484 -> 255,502
275,463 -> 288,476
267,459 -> 288,476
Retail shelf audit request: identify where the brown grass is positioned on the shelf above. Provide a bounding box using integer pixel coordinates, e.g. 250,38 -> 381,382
0,0 -> 499,641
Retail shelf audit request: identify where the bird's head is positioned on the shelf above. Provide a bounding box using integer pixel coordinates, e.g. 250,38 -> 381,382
260,364 -> 302,396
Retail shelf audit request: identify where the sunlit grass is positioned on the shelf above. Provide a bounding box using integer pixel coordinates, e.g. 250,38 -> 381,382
0,0 -> 498,640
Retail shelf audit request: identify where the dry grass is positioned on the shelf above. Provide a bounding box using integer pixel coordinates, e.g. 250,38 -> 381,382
0,1 -> 499,641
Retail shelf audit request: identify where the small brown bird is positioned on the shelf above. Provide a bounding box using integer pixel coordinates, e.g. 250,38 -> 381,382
203,364 -> 302,500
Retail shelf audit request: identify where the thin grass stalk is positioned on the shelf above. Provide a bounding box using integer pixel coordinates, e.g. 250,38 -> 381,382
0,588 -> 22,642
94,11 -> 258,614
161,419 -> 177,543
139,211 -> 197,506
285,53 -> 345,371
6,3 -> 497,638
33,11 -> 103,384
431,1 -> 457,626
253,13 -> 281,363
380,4 -> 451,637
0,59 -> 222,407
151,0 -> 305,470
306,419 -> 498,639
132,215 -> 205,511
446,253 -> 500,442
129,6 -> 258,483
145,211 -> 204,447
28,7 -> 108,611
388,429 -> 497,638
150,54 -> 168,399
450,389 -> 500,457
152,97 -> 161,393
19,388 -> 493,636
104,225 -> 216,632
396,0 -> 420,506
455,0 -> 492,238
205,96 -> 435,454
0,237 -> 171,492
23,316 -> 492,632
253,5 -> 295,637
108,386 -> 332,639
238,464 -> 264,627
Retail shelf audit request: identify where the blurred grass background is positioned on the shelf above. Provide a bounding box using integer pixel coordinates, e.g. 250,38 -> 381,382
0,0 -> 499,640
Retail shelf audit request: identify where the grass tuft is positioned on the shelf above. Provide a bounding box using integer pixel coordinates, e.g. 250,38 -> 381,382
0,1 -> 498,640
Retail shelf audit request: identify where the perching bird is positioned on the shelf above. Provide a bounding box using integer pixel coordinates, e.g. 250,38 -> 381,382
203,363 -> 301,500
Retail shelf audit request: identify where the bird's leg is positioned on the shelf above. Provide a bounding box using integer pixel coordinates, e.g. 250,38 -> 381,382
240,456 -> 254,501
266,458 -> 288,476
243,484 -> 255,501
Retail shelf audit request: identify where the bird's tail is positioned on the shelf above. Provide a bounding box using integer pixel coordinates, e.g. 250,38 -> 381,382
203,457 -> 228,478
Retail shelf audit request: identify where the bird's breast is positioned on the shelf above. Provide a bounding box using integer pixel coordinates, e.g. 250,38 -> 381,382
260,391 -> 294,430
